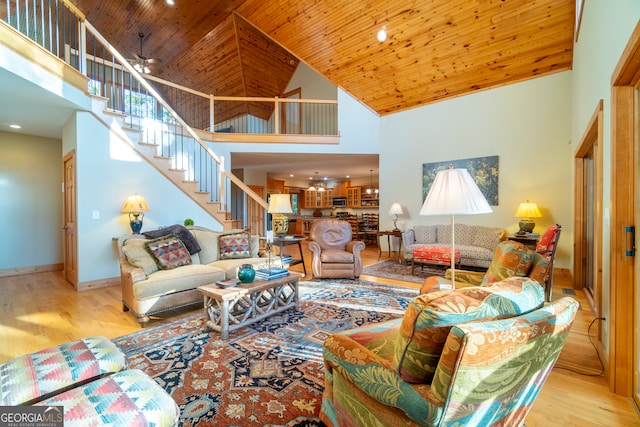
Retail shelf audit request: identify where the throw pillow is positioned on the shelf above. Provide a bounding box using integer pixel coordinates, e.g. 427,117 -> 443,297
146,234 -> 192,270
143,224 -> 201,255
481,241 -> 534,285
219,232 -> 251,259
472,227 -> 505,250
393,277 -> 544,384
122,239 -> 158,275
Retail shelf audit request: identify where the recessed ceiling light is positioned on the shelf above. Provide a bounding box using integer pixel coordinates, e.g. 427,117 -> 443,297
377,28 -> 387,42
166,0 -> 175,5
9,124 -> 21,129
289,174 -> 294,177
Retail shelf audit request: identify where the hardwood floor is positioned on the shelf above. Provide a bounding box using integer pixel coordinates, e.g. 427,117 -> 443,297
1,242 -> 638,425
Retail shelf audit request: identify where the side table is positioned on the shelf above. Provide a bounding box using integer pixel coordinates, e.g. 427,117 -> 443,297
508,235 -> 539,250
272,236 -> 306,275
377,230 -> 403,261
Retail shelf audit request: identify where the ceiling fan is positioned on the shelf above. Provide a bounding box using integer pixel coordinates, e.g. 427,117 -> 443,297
128,32 -> 154,74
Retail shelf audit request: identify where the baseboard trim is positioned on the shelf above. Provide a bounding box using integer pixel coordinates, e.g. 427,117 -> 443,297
0,263 -> 63,278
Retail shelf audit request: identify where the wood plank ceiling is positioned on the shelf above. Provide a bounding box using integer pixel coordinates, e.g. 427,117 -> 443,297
70,0 -> 574,116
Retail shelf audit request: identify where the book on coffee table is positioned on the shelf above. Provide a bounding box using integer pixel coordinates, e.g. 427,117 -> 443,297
255,268 -> 290,280
216,279 -> 240,288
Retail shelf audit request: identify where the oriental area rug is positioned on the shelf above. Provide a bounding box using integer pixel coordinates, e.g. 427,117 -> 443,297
113,280 -> 418,427
362,259 -> 449,283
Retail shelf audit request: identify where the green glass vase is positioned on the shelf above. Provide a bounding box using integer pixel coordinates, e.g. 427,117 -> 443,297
237,264 -> 255,283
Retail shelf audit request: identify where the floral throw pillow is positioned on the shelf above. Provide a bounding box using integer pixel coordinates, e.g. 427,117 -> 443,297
146,234 -> 192,270
219,232 -> 251,259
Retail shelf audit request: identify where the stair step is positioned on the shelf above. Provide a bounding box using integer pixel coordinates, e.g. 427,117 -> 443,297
103,108 -> 126,117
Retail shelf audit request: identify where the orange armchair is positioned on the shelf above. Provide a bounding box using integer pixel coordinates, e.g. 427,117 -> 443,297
308,219 -> 365,278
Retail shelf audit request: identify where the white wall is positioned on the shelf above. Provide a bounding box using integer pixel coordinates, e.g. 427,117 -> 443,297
0,131 -> 63,270
286,62 -> 337,100
67,111 -> 222,283
379,72 -> 573,268
571,1 -> 640,353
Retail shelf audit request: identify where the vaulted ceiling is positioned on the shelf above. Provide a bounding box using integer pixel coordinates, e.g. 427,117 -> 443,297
70,0 -> 574,116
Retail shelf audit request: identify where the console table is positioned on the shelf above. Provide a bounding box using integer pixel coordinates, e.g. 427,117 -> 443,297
198,272 -> 303,339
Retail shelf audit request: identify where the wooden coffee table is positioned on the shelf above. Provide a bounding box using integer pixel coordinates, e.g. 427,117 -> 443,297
198,272 -> 303,339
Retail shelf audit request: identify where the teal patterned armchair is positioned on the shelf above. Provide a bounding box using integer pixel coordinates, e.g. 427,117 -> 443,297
320,278 -> 578,427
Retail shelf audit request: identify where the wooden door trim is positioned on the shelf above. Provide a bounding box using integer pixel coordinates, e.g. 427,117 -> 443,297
610,20 -> 640,398
574,100 -> 603,308
62,150 -> 77,288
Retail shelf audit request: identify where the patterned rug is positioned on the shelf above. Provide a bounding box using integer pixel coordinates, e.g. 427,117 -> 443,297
362,259 -> 448,283
113,280 -> 418,427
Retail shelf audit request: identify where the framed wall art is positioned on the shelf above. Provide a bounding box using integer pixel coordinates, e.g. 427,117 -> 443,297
422,155 -> 499,205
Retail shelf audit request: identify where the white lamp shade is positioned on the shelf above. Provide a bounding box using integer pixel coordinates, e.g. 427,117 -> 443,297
268,194 -> 293,214
420,168 -> 492,216
388,202 -> 404,216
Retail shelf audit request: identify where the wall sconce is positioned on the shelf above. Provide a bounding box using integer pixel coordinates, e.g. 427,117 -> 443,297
514,200 -> 542,235
122,194 -> 150,234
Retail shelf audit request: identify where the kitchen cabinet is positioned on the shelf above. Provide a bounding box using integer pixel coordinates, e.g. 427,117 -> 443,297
346,186 -> 379,207
332,180 -> 350,197
267,179 -> 285,194
303,189 -> 333,208
347,186 -> 361,208
320,189 -> 333,207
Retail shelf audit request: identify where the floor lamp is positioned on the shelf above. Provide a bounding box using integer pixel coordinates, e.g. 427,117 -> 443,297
419,167 -> 492,288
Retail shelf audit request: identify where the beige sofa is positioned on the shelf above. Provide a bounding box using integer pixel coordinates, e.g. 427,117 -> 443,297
117,225 -> 281,326
401,224 -> 506,269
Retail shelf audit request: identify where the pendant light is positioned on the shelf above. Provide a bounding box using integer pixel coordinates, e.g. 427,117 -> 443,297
367,169 -> 379,194
309,172 -> 324,192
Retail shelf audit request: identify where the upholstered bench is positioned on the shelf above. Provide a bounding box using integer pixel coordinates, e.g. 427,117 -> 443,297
411,246 -> 461,274
0,336 -> 127,405
35,368 -> 180,427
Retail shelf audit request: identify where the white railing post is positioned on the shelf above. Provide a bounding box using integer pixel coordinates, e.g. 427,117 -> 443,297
219,156 -> 226,211
78,20 -> 87,75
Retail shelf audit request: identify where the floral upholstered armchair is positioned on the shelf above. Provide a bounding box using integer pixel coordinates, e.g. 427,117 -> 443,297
320,277 -> 578,427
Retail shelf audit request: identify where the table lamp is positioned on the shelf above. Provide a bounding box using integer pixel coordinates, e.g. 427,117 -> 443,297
268,194 -> 293,237
420,167 -> 492,287
514,200 -> 542,235
388,202 -> 404,231
122,194 -> 150,234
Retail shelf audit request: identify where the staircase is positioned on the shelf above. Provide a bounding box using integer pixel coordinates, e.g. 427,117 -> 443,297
1,1 -> 269,232
1,0 -> 338,234
89,94 -> 239,229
